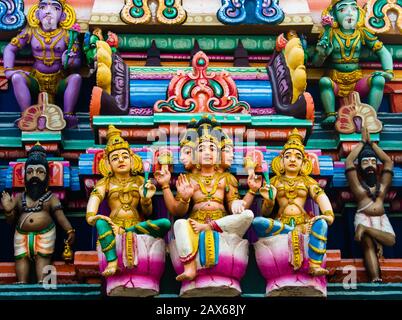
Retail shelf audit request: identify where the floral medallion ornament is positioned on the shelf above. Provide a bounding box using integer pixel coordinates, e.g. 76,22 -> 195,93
217,0 -> 284,25
366,0 -> 402,34
255,0 -> 284,24
154,51 -> 250,114
217,0 -> 247,24
0,0 -> 25,31
120,0 -> 186,25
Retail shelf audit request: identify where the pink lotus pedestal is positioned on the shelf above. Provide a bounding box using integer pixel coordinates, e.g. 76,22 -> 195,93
254,234 -> 327,297
97,234 -> 166,297
169,233 -> 249,297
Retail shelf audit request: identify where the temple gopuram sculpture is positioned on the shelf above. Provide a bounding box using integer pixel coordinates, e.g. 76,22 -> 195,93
155,116 -> 260,297
86,125 -> 171,297
1,0 -> 402,301
252,129 -> 334,297
313,0 -> 393,130
345,127 -> 396,283
1,143 -> 75,283
2,0 -> 82,130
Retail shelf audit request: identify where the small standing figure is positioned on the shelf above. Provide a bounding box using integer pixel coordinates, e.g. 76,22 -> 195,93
345,127 -> 396,282
1,143 -> 75,283
2,0 -> 82,128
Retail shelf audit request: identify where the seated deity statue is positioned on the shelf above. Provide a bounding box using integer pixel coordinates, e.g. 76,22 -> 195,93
2,0 -> 82,128
154,116 -> 261,284
86,125 -> 171,278
253,129 -> 335,276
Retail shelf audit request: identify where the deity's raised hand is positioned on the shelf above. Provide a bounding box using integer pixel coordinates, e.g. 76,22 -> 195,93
1,191 -> 14,212
247,172 -> 263,193
154,168 -> 171,187
176,174 -> 194,201
139,179 -> 156,198
260,184 -> 277,201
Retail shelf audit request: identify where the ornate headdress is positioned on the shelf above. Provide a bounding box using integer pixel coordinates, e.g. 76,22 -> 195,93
196,115 -> 220,146
28,0 -> 76,30
104,125 -> 130,157
99,125 -> 143,177
322,0 -> 364,29
179,118 -> 198,148
271,128 -> 312,176
282,128 -> 306,157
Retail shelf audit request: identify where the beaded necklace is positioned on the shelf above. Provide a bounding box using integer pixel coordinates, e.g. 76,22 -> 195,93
22,191 -> 52,213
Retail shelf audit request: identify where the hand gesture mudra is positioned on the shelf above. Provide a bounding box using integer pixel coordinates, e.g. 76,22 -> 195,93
1,191 -> 14,212
139,179 -> 156,198
259,184 -> 277,201
247,172 -> 263,192
176,174 -> 194,201
154,167 -> 171,187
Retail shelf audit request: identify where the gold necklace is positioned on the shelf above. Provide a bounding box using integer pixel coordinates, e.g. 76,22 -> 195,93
195,172 -> 222,197
333,29 -> 361,62
36,27 -> 63,44
111,176 -> 135,186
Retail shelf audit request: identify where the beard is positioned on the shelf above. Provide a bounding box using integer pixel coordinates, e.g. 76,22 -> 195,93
25,177 -> 48,201
361,167 -> 377,187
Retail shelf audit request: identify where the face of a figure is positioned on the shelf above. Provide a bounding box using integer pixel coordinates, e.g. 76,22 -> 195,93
25,164 -> 48,200
109,149 -> 131,175
25,164 -> 47,183
197,141 -> 219,167
334,0 -> 358,30
360,157 -> 377,173
221,145 -> 234,168
282,149 -> 303,174
37,0 -> 63,31
180,146 -> 194,170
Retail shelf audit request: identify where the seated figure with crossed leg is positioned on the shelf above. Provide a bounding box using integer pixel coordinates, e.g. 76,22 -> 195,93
155,116 -> 261,282
345,127 -> 395,282
253,129 -> 335,276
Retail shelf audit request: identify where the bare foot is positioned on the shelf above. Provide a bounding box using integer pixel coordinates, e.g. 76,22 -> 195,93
176,261 -> 196,282
371,277 -> 383,283
309,263 -> 329,276
355,224 -> 365,242
189,218 -> 210,234
102,260 -> 119,277
176,269 -> 196,282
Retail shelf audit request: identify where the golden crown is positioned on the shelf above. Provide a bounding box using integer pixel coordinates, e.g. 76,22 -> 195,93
282,128 -> 305,156
104,125 -> 130,156
39,0 -> 66,5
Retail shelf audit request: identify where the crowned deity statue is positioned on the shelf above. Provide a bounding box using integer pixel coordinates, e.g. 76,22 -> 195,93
312,0 -> 393,126
252,129 -> 334,276
86,125 -> 171,277
3,0 -> 82,128
345,127 -> 396,282
154,116 -> 260,282
1,143 -> 75,283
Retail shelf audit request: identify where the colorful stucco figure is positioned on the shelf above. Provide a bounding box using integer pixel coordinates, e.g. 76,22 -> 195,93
312,0 -> 393,126
345,127 -> 396,283
86,125 -> 171,277
154,115 -> 260,282
2,0 -> 82,128
1,143 -> 75,283
252,129 -> 335,276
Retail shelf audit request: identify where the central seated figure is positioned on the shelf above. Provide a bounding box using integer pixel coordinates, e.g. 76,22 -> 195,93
155,116 -> 261,297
